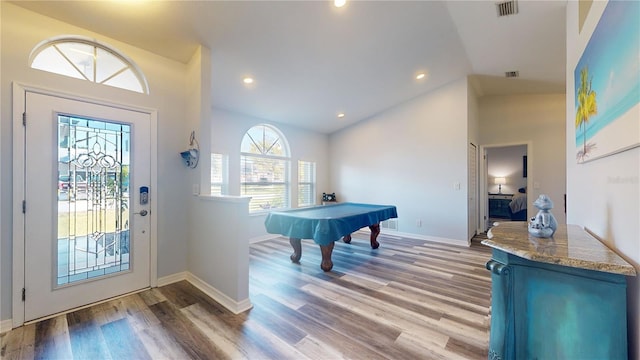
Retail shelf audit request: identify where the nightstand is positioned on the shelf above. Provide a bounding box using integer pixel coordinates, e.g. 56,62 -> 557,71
489,193 -> 513,218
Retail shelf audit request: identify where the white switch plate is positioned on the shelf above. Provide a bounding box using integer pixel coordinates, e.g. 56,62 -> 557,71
454,182 -> 461,190
193,183 -> 200,195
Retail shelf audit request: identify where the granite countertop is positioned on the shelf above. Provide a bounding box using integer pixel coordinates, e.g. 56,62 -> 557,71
482,222 -> 637,276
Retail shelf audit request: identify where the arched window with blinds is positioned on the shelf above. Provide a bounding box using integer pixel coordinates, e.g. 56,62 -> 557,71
240,124 -> 291,212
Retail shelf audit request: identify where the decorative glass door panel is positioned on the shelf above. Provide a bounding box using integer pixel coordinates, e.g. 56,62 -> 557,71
22,90 -> 150,322
57,115 -> 131,285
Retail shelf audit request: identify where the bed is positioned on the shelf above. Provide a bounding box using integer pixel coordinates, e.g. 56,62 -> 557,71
508,190 -> 528,221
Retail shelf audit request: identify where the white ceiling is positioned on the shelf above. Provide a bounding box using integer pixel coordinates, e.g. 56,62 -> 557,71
11,0 -> 567,134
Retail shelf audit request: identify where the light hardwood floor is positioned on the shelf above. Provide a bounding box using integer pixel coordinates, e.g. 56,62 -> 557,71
1,232 -> 493,360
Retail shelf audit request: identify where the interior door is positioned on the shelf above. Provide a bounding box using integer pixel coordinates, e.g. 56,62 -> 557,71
468,143 -> 478,242
23,91 -> 151,322
482,148 -> 489,231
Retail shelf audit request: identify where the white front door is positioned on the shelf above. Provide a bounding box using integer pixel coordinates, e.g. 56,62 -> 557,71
22,91 -> 151,322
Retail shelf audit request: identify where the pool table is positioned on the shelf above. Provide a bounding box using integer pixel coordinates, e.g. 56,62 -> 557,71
264,202 -> 398,271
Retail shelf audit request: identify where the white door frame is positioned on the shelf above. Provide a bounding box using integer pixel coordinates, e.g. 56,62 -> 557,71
468,142 -> 478,244
478,141 -> 533,233
12,82 -> 158,327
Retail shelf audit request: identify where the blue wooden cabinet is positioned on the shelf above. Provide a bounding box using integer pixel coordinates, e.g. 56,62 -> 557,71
489,194 -> 512,219
483,223 -> 635,360
487,250 -> 628,360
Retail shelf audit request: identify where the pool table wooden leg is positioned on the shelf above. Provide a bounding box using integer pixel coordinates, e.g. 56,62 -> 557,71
289,238 -> 302,263
342,234 -> 352,243
319,242 -> 335,272
369,224 -> 381,249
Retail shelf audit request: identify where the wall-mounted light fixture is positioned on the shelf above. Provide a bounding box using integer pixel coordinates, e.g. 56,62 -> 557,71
494,177 -> 506,194
180,131 -> 200,168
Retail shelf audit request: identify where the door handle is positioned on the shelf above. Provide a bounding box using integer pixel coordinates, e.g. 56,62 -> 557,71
134,210 -> 148,216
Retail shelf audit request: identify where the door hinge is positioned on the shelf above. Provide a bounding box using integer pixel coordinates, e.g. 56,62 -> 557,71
22,112 -> 26,126
22,288 -> 26,301
22,200 -> 26,214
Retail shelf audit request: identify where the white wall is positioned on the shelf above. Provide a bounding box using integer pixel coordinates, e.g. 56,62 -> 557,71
329,78 -> 470,243
0,0 -> 4,330
188,196 -> 252,313
467,84 -> 481,239
186,46 -> 212,197
479,94 -> 566,224
211,108 -> 330,240
0,3 -> 190,321
566,1 -> 640,358
468,83 -> 480,147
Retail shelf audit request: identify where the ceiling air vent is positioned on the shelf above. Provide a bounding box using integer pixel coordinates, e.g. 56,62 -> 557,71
496,0 -> 518,17
505,71 -> 520,78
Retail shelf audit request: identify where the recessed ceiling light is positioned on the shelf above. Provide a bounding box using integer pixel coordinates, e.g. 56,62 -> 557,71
334,0 -> 346,8
337,113 -> 345,118
243,77 -> 254,84
416,72 -> 426,80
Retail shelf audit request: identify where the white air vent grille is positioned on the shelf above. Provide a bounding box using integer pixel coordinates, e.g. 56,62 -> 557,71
505,71 -> 520,78
380,219 -> 398,231
496,0 -> 518,17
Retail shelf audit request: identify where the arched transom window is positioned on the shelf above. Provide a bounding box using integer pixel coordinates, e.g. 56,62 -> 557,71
241,124 -> 290,212
30,36 -> 149,94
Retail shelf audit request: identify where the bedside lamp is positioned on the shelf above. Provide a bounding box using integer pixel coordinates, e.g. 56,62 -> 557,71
494,177 -> 506,194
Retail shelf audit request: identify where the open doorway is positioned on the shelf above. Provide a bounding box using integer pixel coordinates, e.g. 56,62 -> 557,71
479,143 -> 532,232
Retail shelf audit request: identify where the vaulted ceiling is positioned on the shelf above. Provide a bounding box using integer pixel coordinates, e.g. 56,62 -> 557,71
11,0 -> 567,134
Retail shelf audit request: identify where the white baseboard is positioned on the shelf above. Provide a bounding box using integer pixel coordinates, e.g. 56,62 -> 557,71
186,273 -> 253,314
354,229 -> 469,247
1,319 -> 13,333
254,230 -> 468,247
156,271 -> 252,314
157,271 -> 188,287
250,234 -> 281,244
391,231 -> 469,247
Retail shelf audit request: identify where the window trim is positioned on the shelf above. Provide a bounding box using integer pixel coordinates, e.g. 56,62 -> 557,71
29,35 -> 149,94
240,124 -> 291,213
298,160 -> 317,207
210,153 -> 229,196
